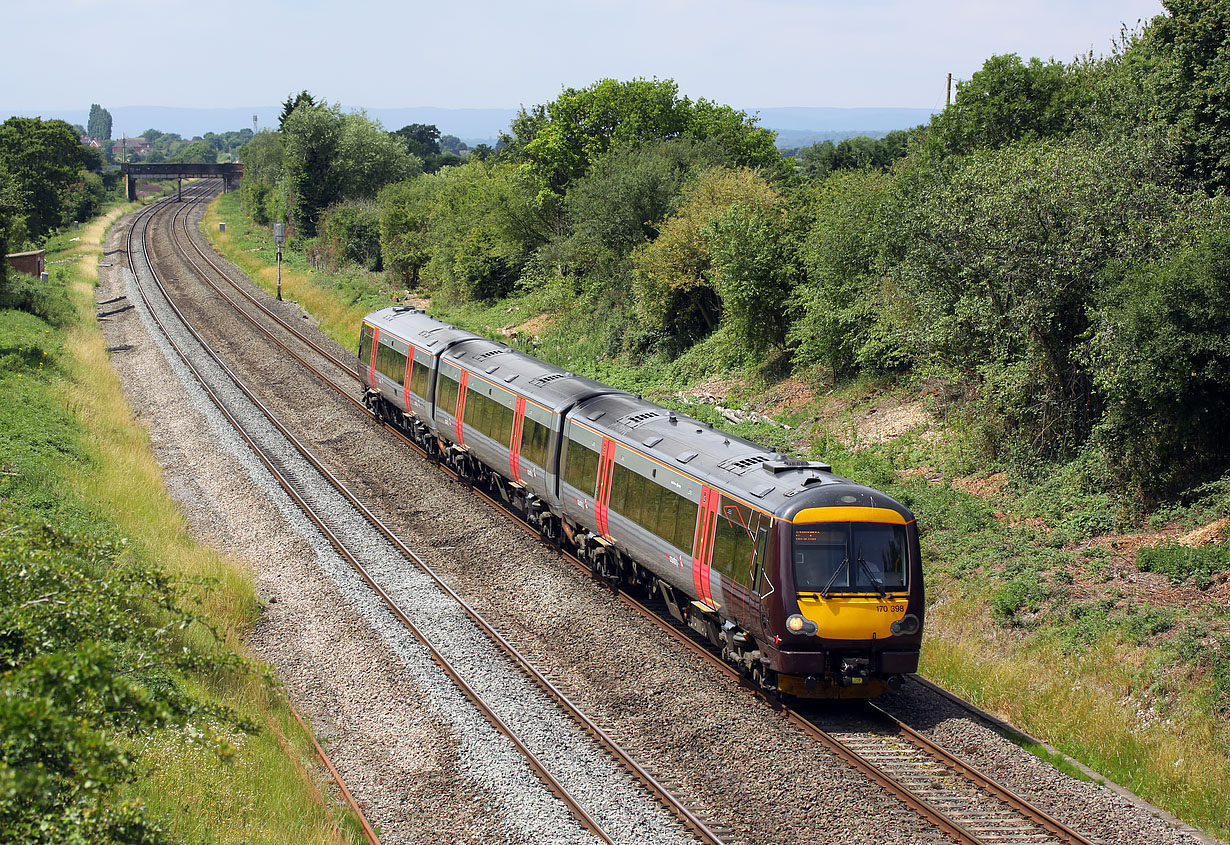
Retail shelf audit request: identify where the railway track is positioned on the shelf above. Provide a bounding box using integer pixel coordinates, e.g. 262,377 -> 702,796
129,185 -> 1114,845
127,184 -> 725,845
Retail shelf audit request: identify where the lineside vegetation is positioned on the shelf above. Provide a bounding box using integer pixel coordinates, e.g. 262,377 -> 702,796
217,2 -> 1230,837
0,203 -> 368,843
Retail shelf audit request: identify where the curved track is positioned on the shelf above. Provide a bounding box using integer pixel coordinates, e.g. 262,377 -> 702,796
127,185 -> 726,845
129,184 -> 1110,845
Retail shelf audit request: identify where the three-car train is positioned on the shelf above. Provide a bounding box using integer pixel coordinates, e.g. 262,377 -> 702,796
359,305 -> 923,698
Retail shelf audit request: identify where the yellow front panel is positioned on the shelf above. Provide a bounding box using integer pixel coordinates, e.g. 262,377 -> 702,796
797,593 -> 908,640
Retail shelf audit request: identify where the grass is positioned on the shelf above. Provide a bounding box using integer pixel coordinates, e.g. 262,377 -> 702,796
203,193 -> 393,353
1,203 -> 370,843
205,194 -> 1230,841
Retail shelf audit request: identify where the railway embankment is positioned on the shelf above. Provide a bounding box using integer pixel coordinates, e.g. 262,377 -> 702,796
0,200 -> 368,843
204,188 -> 1230,843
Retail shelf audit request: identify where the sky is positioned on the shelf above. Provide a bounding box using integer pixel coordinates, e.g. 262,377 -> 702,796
1,0 -> 1166,113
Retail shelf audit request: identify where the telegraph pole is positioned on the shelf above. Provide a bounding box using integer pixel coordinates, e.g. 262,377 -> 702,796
947,73 -> 953,107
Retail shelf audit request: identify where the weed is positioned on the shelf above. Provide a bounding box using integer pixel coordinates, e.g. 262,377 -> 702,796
1137,543 -> 1230,589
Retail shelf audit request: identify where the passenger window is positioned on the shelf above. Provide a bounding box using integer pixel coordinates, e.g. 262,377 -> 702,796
563,436 -> 599,496
521,416 -> 550,468
409,359 -> 431,398
436,374 -> 459,416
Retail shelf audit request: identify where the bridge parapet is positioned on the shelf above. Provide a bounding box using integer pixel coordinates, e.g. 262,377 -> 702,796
121,162 -> 243,201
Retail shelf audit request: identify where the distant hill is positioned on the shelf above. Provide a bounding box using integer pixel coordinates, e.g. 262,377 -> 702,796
2,104 -> 937,150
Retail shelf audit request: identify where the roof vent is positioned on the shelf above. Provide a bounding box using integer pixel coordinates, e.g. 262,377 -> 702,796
475,348 -> 509,361
621,410 -> 664,428
642,435 -> 663,448
530,373 -> 566,386
676,451 -> 698,464
763,458 -> 833,474
718,454 -> 772,475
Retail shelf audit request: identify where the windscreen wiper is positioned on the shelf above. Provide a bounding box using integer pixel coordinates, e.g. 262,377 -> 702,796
820,558 -> 849,598
857,554 -> 888,597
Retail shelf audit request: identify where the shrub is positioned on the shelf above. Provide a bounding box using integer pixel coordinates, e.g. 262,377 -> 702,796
1137,543 -> 1230,589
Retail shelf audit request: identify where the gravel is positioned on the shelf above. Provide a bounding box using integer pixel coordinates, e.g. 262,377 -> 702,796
90,194 -> 1224,845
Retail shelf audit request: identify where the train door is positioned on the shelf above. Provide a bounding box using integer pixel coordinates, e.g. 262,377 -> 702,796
594,438 -> 615,540
753,525 -> 772,640
508,396 -> 526,483
359,324 -> 377,385
690,486 -> 721,610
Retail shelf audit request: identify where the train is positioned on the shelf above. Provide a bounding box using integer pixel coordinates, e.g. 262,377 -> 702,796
358,305 -> 923,698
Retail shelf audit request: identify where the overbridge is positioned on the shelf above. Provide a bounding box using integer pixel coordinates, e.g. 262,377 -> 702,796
120,162 -> 243,201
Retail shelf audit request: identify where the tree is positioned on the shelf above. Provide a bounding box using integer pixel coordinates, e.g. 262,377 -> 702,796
336,111 -> 420,199
704,200 -> 796,355
0,117 -> 94,240
278,90 -> 317,130
887,134 -> 1194,456
392,124 -> 440,158
281,104 -> 344,236
631,167 -> 785,340
1136,0 -> 1230,191
1087,213 -> 1230,496
503,78 -> 786,211
167,139 -> 216,164
925,54 -> 1089,158
87,104 -> 112,141
0,159 -> 22,288
282,105 -> 419,236
238,131 -> 284,224
790,168 -> 900,378
378,177 -> 443,285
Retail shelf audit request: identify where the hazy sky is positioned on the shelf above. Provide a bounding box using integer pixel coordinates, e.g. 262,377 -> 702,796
3,0 -> 1165,112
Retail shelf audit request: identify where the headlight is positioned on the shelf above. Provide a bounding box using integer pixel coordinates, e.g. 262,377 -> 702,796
890,614 -> 921,636
786,614 -> 817,635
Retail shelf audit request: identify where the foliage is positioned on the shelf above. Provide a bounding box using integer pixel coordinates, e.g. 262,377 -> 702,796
0,117 -> 98,242
1140,0 -> 1230,192
319,201 -> 382,271
336,111 -> 421,199
278,90 -> 317,130
503,78 -> 786,210
281,104 -> 419,237
424,161 -> 546,301
551,138 -> 728,278
377,176 -> 442,285
237,132 -> 283,225
925,54 -> 1091,157
167,140 -> 216,164
790,168 -> 898,378
1137,542 -> 1230,589
87,104 -> 112,142
793,128 -> 920,178
703,200 -> 796,356
1088,217 -> 1230,495
631,167 -> 785,339
391,124 -> 460,173
887,134 -> 1193,459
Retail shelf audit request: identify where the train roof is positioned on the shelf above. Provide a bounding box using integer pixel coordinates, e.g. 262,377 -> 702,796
443,335 -> 628,414
365,306 -> 477,352
570,392 -> 912,521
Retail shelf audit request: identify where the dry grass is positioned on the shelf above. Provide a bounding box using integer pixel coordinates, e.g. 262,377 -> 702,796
202,203 -> 368,352
51,202 -> 363,843
923,593 -> 1229,839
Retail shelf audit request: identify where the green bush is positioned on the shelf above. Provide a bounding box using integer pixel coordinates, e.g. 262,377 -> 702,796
1137,543 -> 1230,589
319,200 -> 382,271
1088,221 -> 1230,496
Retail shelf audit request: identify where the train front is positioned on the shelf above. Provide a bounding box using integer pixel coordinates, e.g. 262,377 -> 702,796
763,483 -> 923,698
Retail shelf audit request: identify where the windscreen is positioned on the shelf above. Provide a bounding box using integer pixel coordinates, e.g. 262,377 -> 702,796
794,522 -> 908,594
